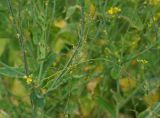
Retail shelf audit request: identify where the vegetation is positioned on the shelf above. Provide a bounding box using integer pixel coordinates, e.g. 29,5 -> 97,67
0,0 -> 160,117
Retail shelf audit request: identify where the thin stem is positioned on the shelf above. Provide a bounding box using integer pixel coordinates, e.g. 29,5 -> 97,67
7,0 -> 29,76
46,0 -> 56,41
116,104 -> 119,118
38,0 -> 50,80
47,0 -> 85,94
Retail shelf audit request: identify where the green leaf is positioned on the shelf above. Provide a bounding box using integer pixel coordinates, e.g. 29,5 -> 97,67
0,62 -> 24,78
111,66 -> 120,80
43,53 -> 56,74
65,5 -> 80,20
96,96 -> 116,118
0,67 -> 24,78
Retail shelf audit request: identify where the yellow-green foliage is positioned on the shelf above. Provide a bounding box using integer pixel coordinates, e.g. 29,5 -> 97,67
0,0 -> 160,117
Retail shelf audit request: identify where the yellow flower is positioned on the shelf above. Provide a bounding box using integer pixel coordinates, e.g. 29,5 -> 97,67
107,7 -> 121,15
24,75 -> 33,84
137,59 -> 148,64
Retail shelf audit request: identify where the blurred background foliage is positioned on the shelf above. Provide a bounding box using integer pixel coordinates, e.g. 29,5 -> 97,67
0,0 -> 160,118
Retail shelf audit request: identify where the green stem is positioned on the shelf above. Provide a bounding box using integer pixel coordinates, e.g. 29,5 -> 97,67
7,0 -> 29,76
47,0 -> 85,93
38,62 -> 44,80
116,104 -> 119,118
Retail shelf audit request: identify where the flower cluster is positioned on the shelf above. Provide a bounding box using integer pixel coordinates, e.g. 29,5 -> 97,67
24,75 -> 33,84
107,7 -> 121,15
137,59 -> 148,64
